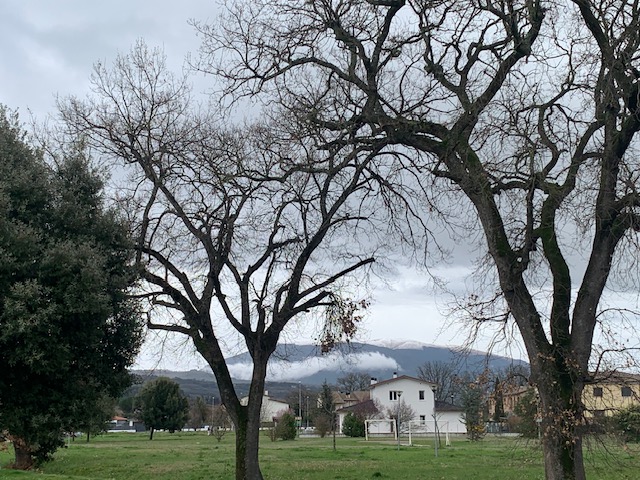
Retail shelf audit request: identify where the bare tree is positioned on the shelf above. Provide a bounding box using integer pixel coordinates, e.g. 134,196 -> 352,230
196,1 -> 640,479
385,399 -> 416,433
416,360 -> 462,403
187,397 -> 209,431
58,42 -> 382,480
209,405 -> 231,442
336,372 -> 372,392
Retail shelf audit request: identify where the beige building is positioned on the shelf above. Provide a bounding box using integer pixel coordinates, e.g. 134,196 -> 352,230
583,372 -> 640,417
489,372 -> 640,420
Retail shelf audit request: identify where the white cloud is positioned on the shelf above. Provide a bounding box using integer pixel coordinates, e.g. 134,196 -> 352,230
228,352 -> 398,382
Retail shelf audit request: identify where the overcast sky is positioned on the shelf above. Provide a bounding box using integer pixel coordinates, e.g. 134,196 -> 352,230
8,1 -> 635,376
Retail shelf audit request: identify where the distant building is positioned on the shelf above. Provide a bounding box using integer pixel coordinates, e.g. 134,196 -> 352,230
488,384 -> 532,418
583,372 -> 640,417
434,400 -> 466,434
332,390 -> 370,410
335,397 -> 379,432
108,416 -> 145,433
487,371 -> 640,425
240,391 -> 290,424
370,374 -> 436,426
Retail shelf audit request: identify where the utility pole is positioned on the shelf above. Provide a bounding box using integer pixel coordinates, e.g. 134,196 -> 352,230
431,385 -> 438,457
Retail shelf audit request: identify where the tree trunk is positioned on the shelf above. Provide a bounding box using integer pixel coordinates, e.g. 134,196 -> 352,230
86,431 -> 91,443
541,427 -> 585,480
149,427 -> 154,441
234,406 -> 264,480
332,415 -> 336,452
234,356 -> 269,480
11,439 -> 34,470
533,362 -> 586,480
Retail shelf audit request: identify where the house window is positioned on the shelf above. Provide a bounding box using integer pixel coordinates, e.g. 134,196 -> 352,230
593,387 -> 603,397
621,386 -> 633,397
593,410 -> 606,418
389,390 -> 401,401
419,415 -> 426,423
419,390 -> 425,400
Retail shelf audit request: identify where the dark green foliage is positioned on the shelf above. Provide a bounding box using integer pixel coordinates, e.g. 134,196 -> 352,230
461,381 -> 486,441
136,377 -> 189,439
612,404 -> 640,443
274,412 -> 297,441
319,381 -> 335,414
118,396 -> 137,418
512,389 -> 539,439
492,378 -> 505,422
342,413 -> 365,437
0,107 -> 143,469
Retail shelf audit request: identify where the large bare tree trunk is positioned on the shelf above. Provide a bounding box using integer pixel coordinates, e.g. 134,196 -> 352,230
534,363 -> 586,480
234,405 -> 264,480
213,345 -> 269,480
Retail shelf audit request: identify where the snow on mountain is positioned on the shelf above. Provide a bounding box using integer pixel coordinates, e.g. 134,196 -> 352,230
368,338 -> 439,350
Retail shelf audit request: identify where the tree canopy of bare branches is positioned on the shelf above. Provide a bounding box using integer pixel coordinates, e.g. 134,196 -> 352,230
197,1 -> 640,478
58,42 -> 387,480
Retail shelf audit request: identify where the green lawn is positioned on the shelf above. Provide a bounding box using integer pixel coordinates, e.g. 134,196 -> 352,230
1,433 -> 638,479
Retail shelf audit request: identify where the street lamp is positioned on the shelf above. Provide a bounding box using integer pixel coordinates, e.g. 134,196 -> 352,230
306,395 -> 309,429
431,385 -> 438,457
298,382 -> 302,433
396,391 -> 403,451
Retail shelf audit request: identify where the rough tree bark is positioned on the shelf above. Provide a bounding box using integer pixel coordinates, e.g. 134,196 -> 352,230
10,438 -> 34,471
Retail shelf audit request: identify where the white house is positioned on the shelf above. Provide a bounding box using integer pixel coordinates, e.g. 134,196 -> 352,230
434,401 -> 466,434
240,391 -> 290,424
371,374 -> 436,428
370,374 -> 466,435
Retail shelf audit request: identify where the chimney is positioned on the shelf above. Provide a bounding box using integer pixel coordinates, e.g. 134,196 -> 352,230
370,377 -> 377,386
393,371 -> 397,379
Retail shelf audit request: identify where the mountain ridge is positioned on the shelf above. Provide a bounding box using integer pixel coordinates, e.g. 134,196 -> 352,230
134,340 -> 527,385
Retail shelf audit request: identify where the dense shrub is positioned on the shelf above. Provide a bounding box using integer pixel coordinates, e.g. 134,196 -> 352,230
512,389 -> 539,438
274,412 -> 297,441
342,413 -> 365,437
612,405 -> 640,443
313,414 -> 332,438
461,382 -> 486,441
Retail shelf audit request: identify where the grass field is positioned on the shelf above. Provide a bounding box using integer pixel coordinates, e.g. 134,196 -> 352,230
1,432 -> 638,479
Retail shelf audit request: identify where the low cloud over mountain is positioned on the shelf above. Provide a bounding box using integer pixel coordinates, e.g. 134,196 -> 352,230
228,351 -> 399,382
223,341 -> 527,385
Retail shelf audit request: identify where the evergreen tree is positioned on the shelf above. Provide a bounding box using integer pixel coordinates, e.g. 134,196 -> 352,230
512,389 -> 539,439
274,412 -> 297,441
492,377 -> 505,423
0,107 -> 143,469
312,381 -> 335,438
136,377 -> 189,440
342,413 -> 365,437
